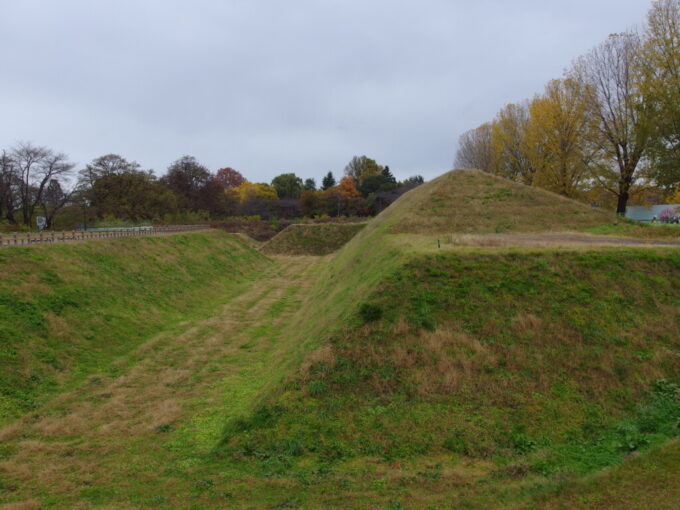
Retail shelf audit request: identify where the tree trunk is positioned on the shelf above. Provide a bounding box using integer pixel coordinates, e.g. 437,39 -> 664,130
616,189 -> 629,215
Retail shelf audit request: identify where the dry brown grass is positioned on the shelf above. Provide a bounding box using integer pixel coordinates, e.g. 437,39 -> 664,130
446,232 -> 680,248
299,344 -> 336,380
0,500 -> 42,510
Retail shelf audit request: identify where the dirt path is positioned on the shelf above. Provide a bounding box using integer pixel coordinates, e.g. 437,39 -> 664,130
448,232 -> 680,248
0,256 -> 322,509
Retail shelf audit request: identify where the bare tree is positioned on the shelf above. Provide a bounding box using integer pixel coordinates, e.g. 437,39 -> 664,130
11,142 -> 75,226
454,123 -> 496,172
571,32 -> 651,214
0,150 -> 19,224
343,155 -> 382,184
39,179 -> 73,228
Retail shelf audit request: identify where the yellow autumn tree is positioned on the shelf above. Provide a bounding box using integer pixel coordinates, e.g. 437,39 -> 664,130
232,182 -> 279,203
639,0 -> 680,189
490,102 -> 535,185
524,78 -> 595,198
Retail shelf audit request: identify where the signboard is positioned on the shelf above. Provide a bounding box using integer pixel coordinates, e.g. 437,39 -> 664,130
36,216 -> 47,230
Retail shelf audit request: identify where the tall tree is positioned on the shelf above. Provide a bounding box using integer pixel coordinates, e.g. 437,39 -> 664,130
271,173 -> 303,199
303,178 -> 316,191
321,171 -> 336,190
344,156 -> 382,184
0,150 -> 19,224
299,190 -> 321,216
11,142 -> 74,226
640,0 -> 680,190
525,78 -> 594,197
39,179 -> 73,228
337,176 -> 360,198
491,102 -> 535,184
454,123 -> 496,172
321,177 -> 361,217
214,167 -> 246,189
234,182 -> 279,202
91,170 -> 177,221
572,32 -> 651,214
381,165 -> 396,183
164,155 -> 223,214
79,154 -> 144,215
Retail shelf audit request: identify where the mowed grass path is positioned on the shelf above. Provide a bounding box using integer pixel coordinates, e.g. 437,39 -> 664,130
0,256 -> 323,509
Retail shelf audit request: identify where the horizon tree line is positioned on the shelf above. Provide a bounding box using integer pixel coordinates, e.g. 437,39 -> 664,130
0,144 -> 424,230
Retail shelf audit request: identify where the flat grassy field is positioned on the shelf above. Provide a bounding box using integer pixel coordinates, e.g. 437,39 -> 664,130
0,171 -> 678,509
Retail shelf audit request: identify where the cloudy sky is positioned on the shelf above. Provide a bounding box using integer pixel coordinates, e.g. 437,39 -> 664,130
0,0 -> 651,183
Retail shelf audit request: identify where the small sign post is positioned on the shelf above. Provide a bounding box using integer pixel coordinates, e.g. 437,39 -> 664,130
36,216 -> 47,230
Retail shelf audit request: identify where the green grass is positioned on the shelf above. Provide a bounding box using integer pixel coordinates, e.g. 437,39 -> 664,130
0,231 -> 269,424
262,222 -> 366,255
221,251 -> 680,468
585,221 -> 680,241
205,171 -> 680,508
0,170 -> 679,509
528,438 -> 680,510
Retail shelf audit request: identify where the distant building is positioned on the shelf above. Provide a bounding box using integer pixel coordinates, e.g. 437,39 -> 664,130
625,204 -> 680,222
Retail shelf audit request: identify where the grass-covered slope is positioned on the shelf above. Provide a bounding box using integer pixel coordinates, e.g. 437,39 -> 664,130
1,171 -> 677,509
261,222 -> 366,256
0,231 -> 269,424
533,438 -> 680,510
225,250 -> 679,453
387,169 -> 616,234
215,171 -> 680,508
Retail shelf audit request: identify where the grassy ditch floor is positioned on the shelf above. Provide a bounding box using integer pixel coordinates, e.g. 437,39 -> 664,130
0,255 -> 327,509
0,231 -> 269,425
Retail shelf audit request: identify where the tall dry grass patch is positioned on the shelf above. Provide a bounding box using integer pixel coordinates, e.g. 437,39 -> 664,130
0,500 -> 42,510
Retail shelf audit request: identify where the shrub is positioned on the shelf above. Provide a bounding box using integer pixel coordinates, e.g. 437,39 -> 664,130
511,433 -> 537,455
651,379 -> 679,400
358,303 -> 383,323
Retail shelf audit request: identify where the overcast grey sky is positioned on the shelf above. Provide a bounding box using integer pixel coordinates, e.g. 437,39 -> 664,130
0,0 -> 651,183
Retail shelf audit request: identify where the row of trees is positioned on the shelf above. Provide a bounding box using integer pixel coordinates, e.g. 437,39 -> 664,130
0,144 -> 423,229
455,0 -> 680,213
221,156 -> 423,218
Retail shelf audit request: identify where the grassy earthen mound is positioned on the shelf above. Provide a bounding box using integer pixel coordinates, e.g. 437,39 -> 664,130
261,222 -> 366,255
219,170 -> 680,508
385,169 -> 616,234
